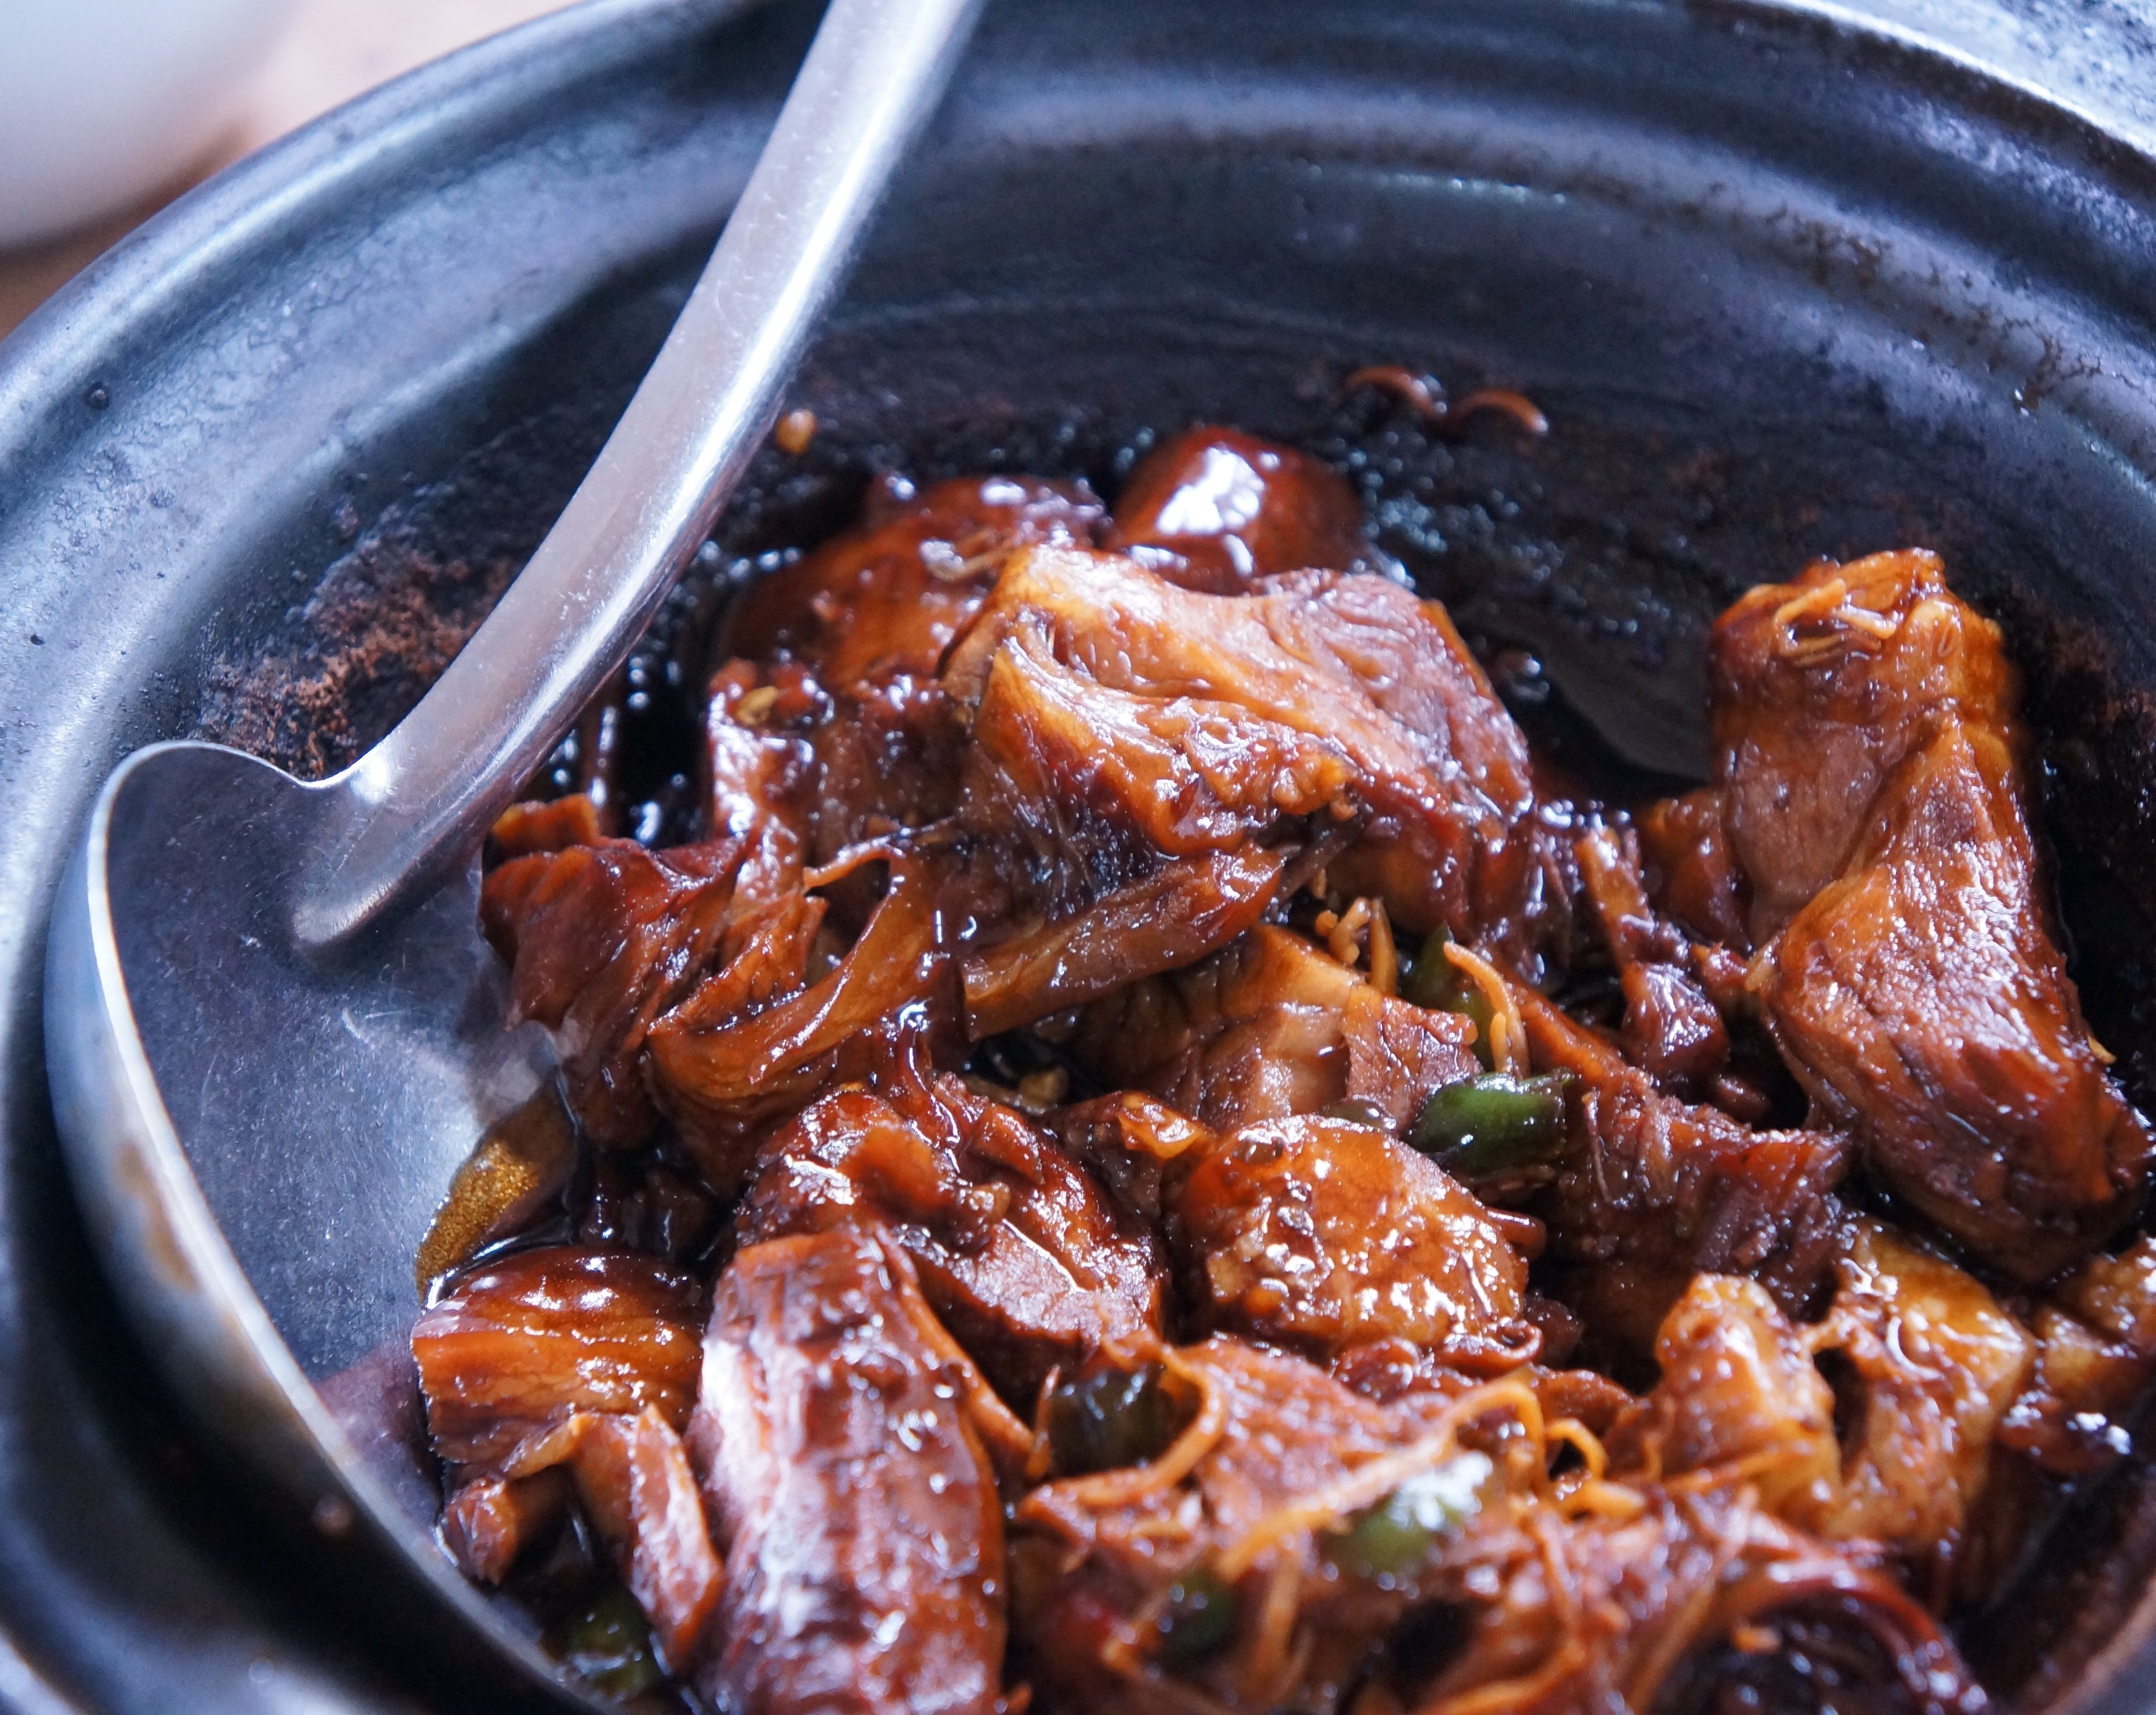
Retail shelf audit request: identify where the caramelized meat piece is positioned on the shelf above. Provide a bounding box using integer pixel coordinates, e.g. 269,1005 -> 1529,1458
479,838 -> 744,1146
944,546 -> 1537,943
1047,1090 -> 1215,1230
412,1246 -> 705,1470
645,853 -> 950,1194
412,1248 -> 718,1657
800,672 -> 968,869
703,661 -> 818,905
739,1078 -> 1166,1404
491,790 -> 607,857
1103,426 -> 1367,591
1167,1113 -> 1537,1371
1759,722 -> 2149,1278
1711,549 -> 2020,942
2007,1235 -> 2156,1472
1810,1217 -> 2034,1571
1637,786 -> 1751,953
963,848 -> 1287,1041
692,1228 -> 1006,1715
725,472 -> 1104,685
1714,551 -> 2152,1278
453,1407 -> 723,1667
440,1466 -> 573,1584
558,1408 -> 724,1667
1607,1255 -> 2034,1586
706,659 -> 967,902
1521,988 -> 1851,1357
1607,1273 -> 1840,1528
1574,822 -> 1730,1097
1072,925 -> 1477,1133
703,471 -> 1095,916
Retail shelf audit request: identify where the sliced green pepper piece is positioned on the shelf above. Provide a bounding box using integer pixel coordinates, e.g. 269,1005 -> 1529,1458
1046,1359 -> 1199,1476
1322,1452 -> 1494,1583
554,1582 -> 665,1698
1402,927 -> 1497,1068
1158,1565 -> 1239,1666
1411,1072 -> 1570,1177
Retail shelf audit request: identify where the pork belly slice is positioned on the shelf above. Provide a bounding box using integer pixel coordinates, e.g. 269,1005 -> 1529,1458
412,1245 -> 705,1470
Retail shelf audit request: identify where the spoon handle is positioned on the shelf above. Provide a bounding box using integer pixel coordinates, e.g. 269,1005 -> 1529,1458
293,0 -> 983,950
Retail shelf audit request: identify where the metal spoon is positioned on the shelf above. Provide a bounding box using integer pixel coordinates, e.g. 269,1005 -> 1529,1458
42,0 -> 981,1699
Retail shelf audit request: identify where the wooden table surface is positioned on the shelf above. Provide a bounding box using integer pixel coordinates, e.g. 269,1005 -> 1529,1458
0,0 -> 574,341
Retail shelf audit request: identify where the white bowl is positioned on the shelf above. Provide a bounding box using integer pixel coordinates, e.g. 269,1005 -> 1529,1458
0,0 -> 295,249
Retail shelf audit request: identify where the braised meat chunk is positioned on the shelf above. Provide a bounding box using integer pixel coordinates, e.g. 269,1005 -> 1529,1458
942,544 -> 1539,963
417,428 -> 2150,1715
1103,425 -> 1369,591
1164,1113 -> 1538,1372
411,1247 -> 719,1661
480,836 -> 746,1146
413,1245 -> 705,1470
1520,985 -> 1852,1358
1714,551 -> 2152,1279
724,471 -> 1105,686
738,1069 -> 1166,1406
692,1227 -> 1007,1715
1071,924 -> 1478,1133
1712,549 -> 2019,940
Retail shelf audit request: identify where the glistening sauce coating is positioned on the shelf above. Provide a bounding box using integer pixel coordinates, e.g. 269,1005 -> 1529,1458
408,421 -> 2156,1714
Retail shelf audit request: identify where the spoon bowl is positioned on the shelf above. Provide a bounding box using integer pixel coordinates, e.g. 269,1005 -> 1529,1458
46,739 -> 564,1693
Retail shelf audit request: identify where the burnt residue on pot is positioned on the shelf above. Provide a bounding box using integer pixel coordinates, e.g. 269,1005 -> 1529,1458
196,526 -> 517,782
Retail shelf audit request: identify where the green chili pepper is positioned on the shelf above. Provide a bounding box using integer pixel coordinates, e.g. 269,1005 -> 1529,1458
1046,1359 -> 1199,1476
554,1582 -> 665,1698
1321,1452 -> 1494,1583
1410,1073 -> 1571,1177
1402,928 -> 1497,1068
1158,1565 -> 1239,1666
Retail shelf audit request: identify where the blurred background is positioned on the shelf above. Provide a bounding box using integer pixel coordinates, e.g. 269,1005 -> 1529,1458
0,0 -> 574,340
